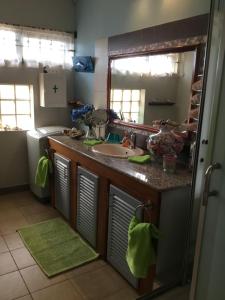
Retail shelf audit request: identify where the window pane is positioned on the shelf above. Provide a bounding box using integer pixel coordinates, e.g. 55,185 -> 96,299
131,113 -> 138,123
1,115 -> 16,128
23,37 -> 40,63
0,85 -> 15,99
132,90 -> 140,101
122,101 -> 131,112
15,86 -> 30,100
112,101 -> 121,113
123,90 -> 131,101
16,101 -> 30,114
113,89 -> 122,101
123,113 -> 130,122
17,115 -> 33,130
131,102 -> 140,113
1,101 -> 15,114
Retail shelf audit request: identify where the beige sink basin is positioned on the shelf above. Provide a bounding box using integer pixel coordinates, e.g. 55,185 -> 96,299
92,143 -> 144,158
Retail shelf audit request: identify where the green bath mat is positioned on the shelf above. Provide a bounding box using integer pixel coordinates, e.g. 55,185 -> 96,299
18,218 -> 99,277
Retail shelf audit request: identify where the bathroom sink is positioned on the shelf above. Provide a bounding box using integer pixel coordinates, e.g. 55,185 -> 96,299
92,143 -> 144,158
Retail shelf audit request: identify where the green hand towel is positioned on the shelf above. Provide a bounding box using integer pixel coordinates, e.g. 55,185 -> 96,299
126,216 -> 160,278
128,154 -> 151,164
83,139 -> 102,146
35,156 -> 52,188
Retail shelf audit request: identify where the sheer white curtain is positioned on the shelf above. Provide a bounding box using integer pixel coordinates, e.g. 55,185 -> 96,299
0,23 -> 74,68
112,53 -> 179,76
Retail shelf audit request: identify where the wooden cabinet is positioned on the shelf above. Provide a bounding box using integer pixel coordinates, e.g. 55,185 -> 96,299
48,137 -> 190,295
76,166 -> 99,248
107,185 -> 143,288
54,153 -> 71,220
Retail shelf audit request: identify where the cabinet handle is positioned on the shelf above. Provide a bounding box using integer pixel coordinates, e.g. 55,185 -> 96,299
202,162 -> 221,206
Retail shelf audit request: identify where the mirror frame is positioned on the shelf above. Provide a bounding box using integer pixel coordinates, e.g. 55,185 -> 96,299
107,15 -> 209,132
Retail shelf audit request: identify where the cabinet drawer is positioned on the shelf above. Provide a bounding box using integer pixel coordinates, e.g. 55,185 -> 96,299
76,166 -> 99,248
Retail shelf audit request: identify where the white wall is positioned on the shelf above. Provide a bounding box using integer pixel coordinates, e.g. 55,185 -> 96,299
0,0 -> 76,189
176,51 -> 196,123
0,0 -> 76,32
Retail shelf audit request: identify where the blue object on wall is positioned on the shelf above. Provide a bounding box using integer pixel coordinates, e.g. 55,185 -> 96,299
71,104 -> 93,122
73,56 -> 94,73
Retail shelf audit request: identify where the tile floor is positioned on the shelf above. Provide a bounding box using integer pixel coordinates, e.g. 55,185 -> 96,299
0,190 -> 189,300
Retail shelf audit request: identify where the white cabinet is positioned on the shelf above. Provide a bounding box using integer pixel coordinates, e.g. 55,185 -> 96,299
40,72 -> 67,107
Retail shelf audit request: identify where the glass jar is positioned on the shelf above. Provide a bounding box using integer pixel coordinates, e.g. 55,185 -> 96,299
147,123 -> 184,161
163,154 -> 177,173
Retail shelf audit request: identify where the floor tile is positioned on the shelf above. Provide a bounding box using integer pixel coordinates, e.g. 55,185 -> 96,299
0,209 -> 24,223
0,252 -> 18,275
16,296 -> 33,300
154,286 -> 189,300
0,236 -> 8,253
25,208 -> 60,225
20,265 -> 67,293
19,202 -> 51,217
32,280 -> 84,300
11,191 -> 38,207
104,287 -> 138,300
65,259 -> 107,279
0,199 -> 15,211
0,191 -> 144,300
0,271 -> 29,300
3,232 -> 24,250
70,265 -> 128,300
11,247 -> 36,269
0,215 -> 28,235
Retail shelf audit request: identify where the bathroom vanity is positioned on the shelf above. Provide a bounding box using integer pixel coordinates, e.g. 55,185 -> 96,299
48,135 -> 192,295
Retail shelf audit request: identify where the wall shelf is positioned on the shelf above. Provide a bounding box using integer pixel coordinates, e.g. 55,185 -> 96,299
148,101 -> 175,106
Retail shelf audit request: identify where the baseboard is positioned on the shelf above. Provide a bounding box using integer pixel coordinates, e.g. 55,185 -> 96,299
0,184 -> 29,195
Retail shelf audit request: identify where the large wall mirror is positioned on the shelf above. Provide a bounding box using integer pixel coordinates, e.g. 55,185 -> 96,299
107,15 -> 209,131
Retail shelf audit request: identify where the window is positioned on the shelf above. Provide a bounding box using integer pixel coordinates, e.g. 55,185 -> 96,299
111,53 -> 179,76
0,84 -> 34,130
0,23 -> 74,68
110,89 -> 145,123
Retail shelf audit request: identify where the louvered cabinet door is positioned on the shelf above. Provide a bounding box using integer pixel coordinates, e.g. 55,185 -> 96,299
76,166 -> 99,248
107,185 -> 142,288
54,153 -> 71,220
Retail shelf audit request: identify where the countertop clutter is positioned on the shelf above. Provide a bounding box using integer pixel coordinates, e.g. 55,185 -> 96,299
49,136 -> 192,191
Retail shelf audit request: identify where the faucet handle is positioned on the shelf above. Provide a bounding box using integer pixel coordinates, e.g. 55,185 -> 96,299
129,131 -> 136,149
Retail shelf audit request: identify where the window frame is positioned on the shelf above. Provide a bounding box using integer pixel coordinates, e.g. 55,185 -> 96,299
0,83 -> 34,131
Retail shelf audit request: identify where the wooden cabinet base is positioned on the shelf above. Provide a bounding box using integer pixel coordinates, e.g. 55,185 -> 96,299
49,138 -> 160,295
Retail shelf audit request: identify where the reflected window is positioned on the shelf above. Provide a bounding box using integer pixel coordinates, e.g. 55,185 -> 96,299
111,53 -> 179,76
0,84 -> 34,130
110,89 -> 145,123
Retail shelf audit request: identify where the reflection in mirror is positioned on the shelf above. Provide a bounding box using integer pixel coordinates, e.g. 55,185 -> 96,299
110,50 -> 196,126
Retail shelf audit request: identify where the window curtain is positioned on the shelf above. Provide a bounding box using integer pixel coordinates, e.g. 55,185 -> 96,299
0,23 -> 75,68
111,53 -> 179,76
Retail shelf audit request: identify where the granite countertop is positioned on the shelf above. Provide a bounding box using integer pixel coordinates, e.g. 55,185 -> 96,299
49,136 -> 192,192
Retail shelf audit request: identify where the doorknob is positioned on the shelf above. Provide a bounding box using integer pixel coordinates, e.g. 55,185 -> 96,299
202,163 -> 221,206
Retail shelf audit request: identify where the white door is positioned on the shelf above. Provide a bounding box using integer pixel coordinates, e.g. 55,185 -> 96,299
190,0 -> 225,299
